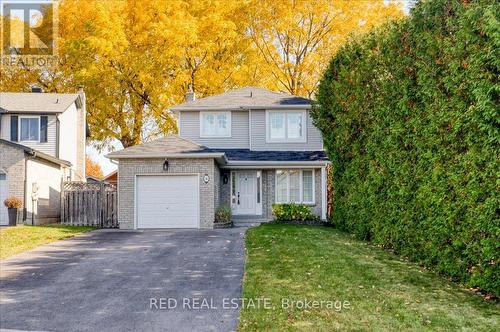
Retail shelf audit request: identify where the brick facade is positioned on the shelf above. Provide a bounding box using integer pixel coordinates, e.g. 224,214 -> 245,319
0,143 -> 26,205
117,158 -> 216,229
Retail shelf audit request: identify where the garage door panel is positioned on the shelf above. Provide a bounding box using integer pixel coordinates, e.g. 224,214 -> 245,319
136,175 -> 199,229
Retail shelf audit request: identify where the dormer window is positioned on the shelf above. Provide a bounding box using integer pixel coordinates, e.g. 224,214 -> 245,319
200,111 -> 231,137
266,110 -> 307,143
20,116 -> 40,142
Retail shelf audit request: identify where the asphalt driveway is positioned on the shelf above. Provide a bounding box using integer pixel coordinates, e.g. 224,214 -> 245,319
0,228 -> 246,332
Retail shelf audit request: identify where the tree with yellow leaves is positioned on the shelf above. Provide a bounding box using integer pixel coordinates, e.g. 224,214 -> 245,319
248,0 -> 404,97
85,156 -> 104,179
1,0 -> 404,149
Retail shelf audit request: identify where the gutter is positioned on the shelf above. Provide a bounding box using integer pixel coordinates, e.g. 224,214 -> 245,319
30,150 -> 72,167
221,160 -> 329,169
170,105 -> 312,112
106,152 -> 228,161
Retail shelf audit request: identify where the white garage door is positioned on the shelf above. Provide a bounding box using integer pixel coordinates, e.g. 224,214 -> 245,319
0,173 -> 8,226
136,175 -> 199,229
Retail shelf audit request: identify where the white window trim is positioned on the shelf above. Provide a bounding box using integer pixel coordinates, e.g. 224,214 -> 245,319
19,115 -> 40,143
199,111 -> 231,138
256,170 -> 262,215
266,110 -> 307,143
275,169 -> 315,205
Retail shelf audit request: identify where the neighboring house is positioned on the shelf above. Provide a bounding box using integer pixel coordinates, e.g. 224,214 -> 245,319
0,88 -> 87,225
103,170 -> 117,185
86,176 -> 102,184
107,87 -> 328,229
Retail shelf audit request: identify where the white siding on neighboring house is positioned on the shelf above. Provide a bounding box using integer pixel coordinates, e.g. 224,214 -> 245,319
179,110 -> 250,148
250,110 -> 323,151
58,103 -> 78,172
0,113 -> 57,156
25,158 -> 64,223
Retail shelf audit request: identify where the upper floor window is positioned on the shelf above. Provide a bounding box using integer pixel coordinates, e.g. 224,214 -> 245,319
200,111 -> 231,137
266,111 -> 306,142
20,117 -> 40,142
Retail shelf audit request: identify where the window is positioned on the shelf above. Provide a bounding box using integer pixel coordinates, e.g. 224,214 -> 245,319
20,117 -> 39,142
200,112 -> 231,137
231,171 -> 236,205
267,111 -> 306,142
275,170 -> 315,204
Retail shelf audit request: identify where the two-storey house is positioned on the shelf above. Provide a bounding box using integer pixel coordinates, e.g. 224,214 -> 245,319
107,87 -> 328,229
0,88 -> 87,225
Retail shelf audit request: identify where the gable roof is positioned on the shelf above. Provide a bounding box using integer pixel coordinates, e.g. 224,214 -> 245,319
105,135 -> 224,159
0,139 -> 72,166
0,92 -> 82,114
170,87 -> 312,111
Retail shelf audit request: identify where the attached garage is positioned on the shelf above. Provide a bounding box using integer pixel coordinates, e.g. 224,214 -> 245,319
135,174 -> 199,229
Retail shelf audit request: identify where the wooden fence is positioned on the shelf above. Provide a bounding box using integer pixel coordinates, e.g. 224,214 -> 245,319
61,182 -> 118,228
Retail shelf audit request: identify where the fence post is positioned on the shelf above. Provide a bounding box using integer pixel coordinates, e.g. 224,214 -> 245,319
60,180 -> 65,224
100,182 -> 105,228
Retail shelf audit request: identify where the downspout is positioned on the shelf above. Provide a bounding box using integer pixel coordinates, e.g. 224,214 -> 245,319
56,115 -> 60,158
24,156 -> 28,223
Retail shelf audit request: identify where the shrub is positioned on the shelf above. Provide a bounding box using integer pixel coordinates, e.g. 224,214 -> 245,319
312,0 -> 500,295
272,203 -> 320,222
4,197 -> 23,209
215,205 -> 232,223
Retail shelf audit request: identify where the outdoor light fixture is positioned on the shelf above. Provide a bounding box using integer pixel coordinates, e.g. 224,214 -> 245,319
223,174 -> 229,184
163,160 -> 169,171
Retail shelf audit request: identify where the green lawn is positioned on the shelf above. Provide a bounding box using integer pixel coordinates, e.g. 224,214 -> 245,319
0,224 -> 96,259
240,225 -> 499,331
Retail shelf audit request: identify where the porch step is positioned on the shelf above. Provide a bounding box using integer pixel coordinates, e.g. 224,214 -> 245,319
232,218 -> 269,228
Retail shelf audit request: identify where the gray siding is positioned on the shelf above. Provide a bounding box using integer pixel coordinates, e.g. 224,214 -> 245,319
0,114 -> 57,156
250,110 -> 323,151
179,111 -> 249,148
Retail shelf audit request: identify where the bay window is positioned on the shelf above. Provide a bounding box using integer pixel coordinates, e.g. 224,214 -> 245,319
275,170 -> 315,204
200,111 -> 231,137
267,111 -> 306,142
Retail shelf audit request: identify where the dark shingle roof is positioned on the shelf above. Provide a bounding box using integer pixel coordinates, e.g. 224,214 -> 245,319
170,87 -> 312,111
0,92 -> 81,113
208,149 -> 328,162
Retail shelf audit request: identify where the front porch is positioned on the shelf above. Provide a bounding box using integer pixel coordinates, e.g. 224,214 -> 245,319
218,168 -> 327,224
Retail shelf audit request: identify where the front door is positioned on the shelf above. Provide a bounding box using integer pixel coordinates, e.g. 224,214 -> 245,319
235,172 -> 256,215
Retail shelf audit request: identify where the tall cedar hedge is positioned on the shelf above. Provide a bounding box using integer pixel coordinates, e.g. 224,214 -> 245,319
312,0 -> 499,295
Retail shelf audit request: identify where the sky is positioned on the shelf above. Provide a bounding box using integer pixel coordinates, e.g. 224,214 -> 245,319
87,0 -> 416,177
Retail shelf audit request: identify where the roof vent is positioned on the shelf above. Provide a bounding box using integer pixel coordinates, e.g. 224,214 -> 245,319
185,83 -> 196,102
31,86 -> 43,93
250,91 -> 253,98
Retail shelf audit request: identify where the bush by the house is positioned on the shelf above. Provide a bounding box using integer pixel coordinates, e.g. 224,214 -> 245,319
312,0 -> 499,295
272,203 -> 319,222
215,205 -> 232,223
4,197 -> 22,209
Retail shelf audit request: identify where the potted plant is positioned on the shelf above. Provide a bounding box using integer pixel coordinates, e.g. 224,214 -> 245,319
214,205 -> 232,228
4,197 -> 22,226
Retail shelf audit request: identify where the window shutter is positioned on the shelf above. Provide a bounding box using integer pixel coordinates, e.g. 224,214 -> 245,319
10,116 -> 18,142
40,116 -> 48,142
